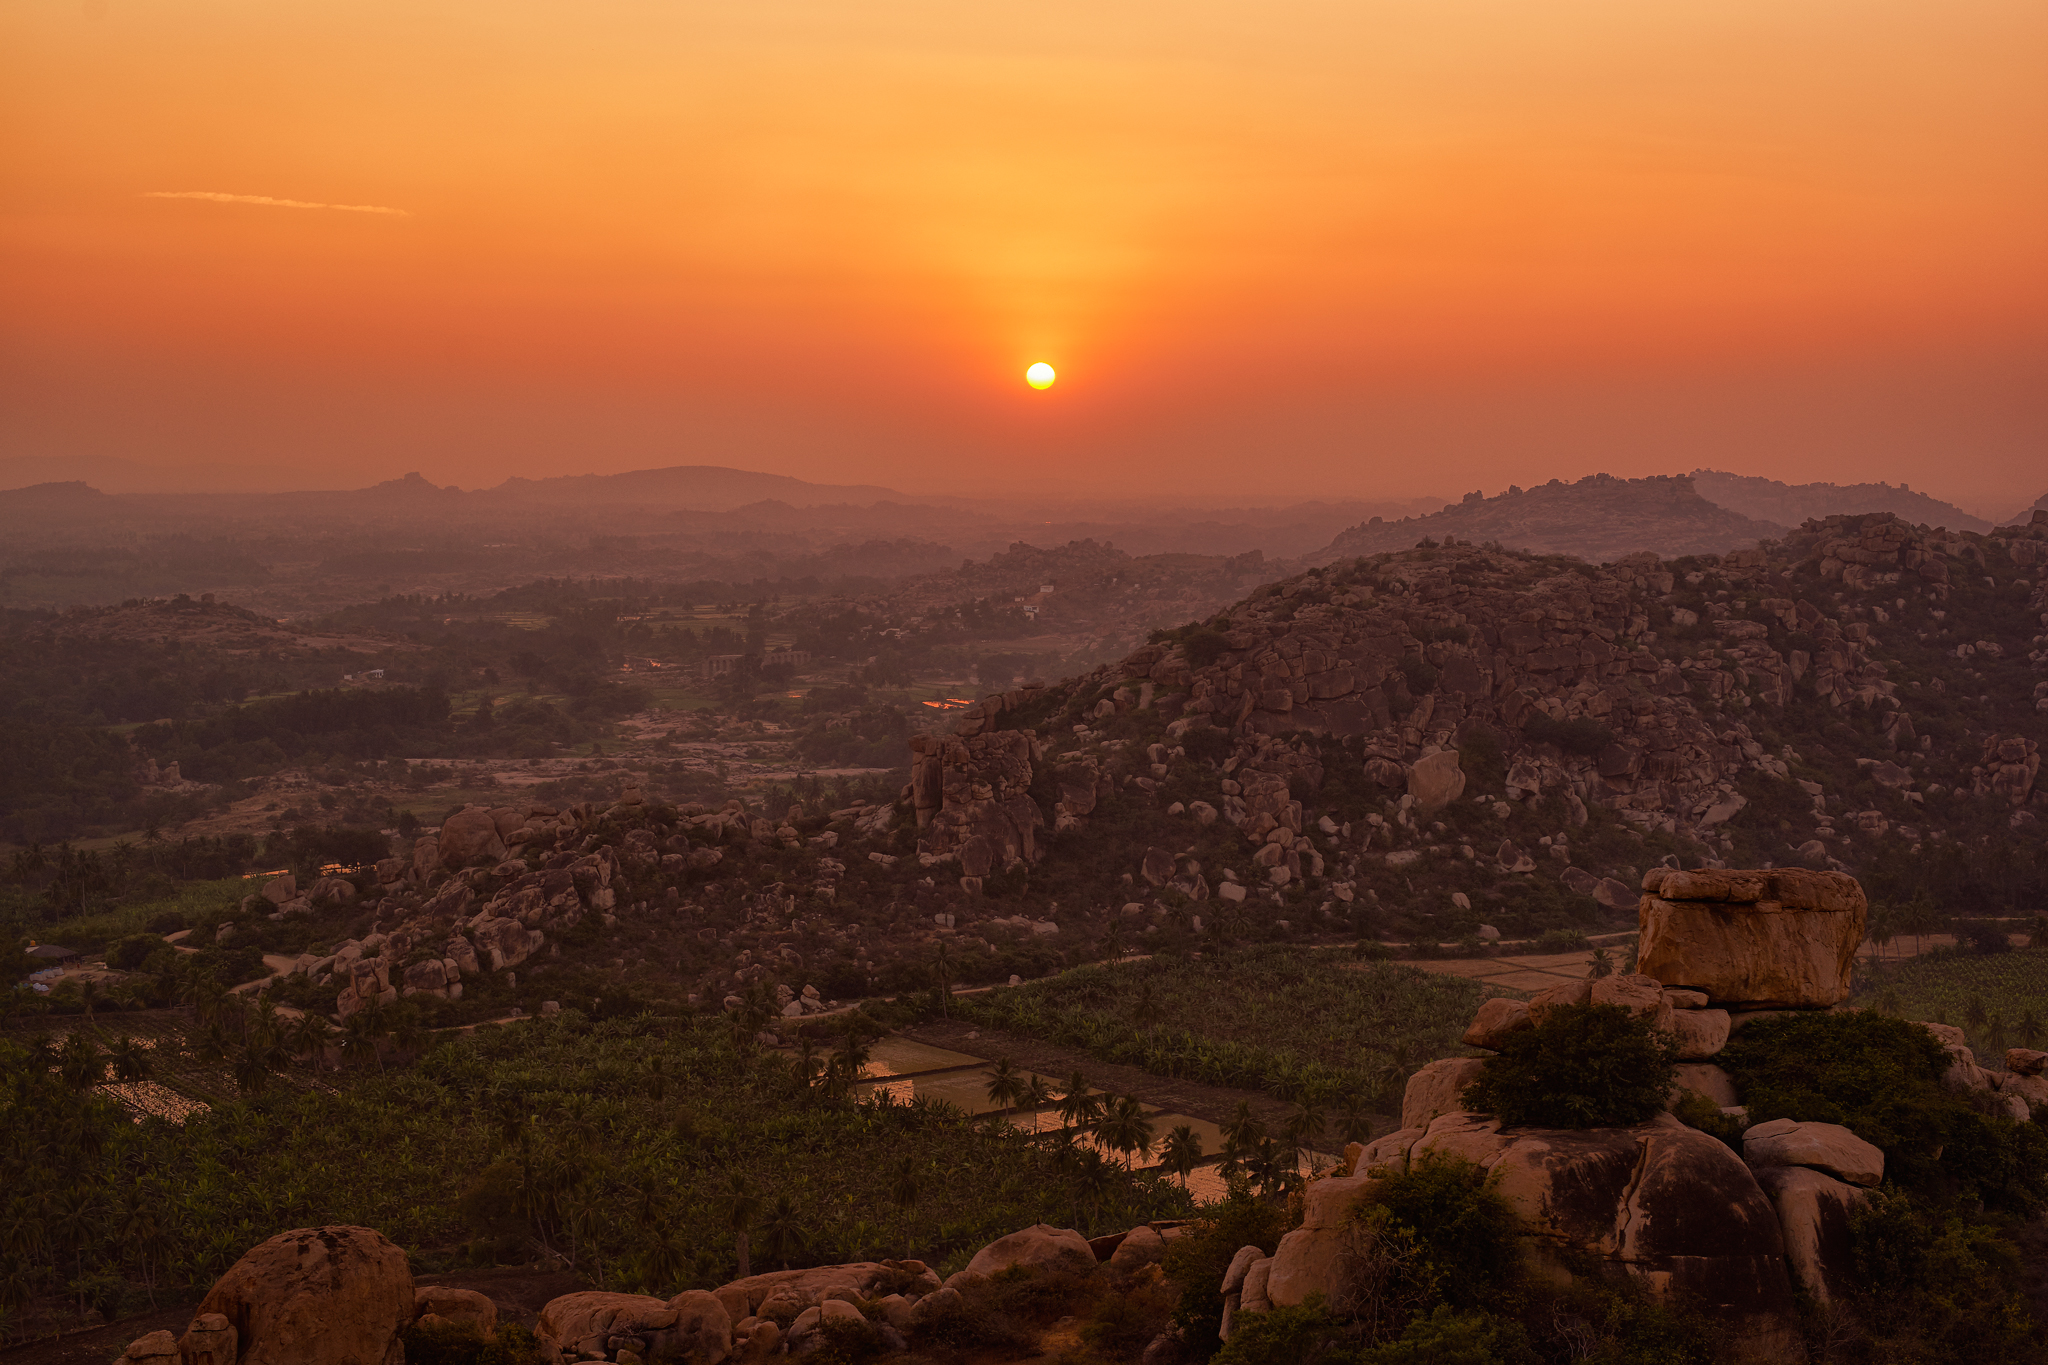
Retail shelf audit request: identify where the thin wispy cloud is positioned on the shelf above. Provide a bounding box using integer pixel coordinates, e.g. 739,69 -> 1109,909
142,191 -> 410,217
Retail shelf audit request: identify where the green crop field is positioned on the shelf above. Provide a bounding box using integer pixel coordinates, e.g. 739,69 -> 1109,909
960,944 -> 1492,1108
1853,946 -> 2048,1059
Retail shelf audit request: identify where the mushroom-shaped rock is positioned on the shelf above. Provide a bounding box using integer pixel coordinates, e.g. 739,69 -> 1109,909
1637,867 -> 1866,1007
1742,1119 -> 1884,1187
414,1286 -> 498,1335
961,1224 -> 1097,1280
191,1227 -> 410,1365
1400,1056 -> 1488,1131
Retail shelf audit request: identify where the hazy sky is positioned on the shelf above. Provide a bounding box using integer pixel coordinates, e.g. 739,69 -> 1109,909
4,1 -> 2044,512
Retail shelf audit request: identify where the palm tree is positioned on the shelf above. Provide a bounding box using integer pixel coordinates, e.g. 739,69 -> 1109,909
930,942 -> 957,1017
984,1058 -> 1026,1112
290,1013 -> 335,1068
2021,1010 -> 2044,1050
340,1010 -> 383,1072
1019,1074 -> 1055,1133
1586,948 -> 1614,980
1069,1150 -> 1118,1229
1965,995 -> 1989,1037
1333,1093 -> 1374,1149
1222,1101 -> 1266,1155
1160,1124 -> 1204,1189
57,1033 -> 104,1090
725,1176 -> 759,1279
1285,1102 -> 1327,1168
756,1196 -> 806,1271
1056,1072 -> 1101,1131
889,1157 -> 920,1257
1096,1095 -> 1156,1169
107,1035 -> 154,1083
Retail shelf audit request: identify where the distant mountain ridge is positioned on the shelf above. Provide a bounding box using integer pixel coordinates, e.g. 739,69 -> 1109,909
1308,474 -> 1785,565
1689,469 -> 1992,534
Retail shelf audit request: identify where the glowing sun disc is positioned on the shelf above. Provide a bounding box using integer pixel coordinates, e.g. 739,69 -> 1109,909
1025,362 -> 1056,389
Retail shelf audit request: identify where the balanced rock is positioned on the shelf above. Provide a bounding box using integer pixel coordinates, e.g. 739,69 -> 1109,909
192,1226 -> 411,1365
1638,867 -> 1867,1007
1742,1118 -> 1884,1187
1668,1008 -> 1731,1059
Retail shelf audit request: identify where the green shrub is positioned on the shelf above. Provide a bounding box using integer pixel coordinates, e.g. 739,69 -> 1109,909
1212,1297 -> 1363,1365
105,933 -> 166,972
1360,1305 -> 1514,1364
1461,1003 -> 1676,1129
1165,1194 -> 1295,1353
1719,1010 -> 2048,1209
1668,1090 -> 1745,1149
1847,1189 -> 2041,1359
1369,1151 -> 1520,1310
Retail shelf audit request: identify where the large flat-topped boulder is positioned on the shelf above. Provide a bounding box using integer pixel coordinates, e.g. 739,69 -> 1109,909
1637,867 -> 1866,1007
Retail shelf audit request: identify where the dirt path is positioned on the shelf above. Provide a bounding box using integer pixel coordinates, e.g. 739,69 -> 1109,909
899,1017 -> 1379,1150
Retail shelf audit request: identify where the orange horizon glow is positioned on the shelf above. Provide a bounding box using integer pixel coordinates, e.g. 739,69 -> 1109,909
2,1 -> 2044,513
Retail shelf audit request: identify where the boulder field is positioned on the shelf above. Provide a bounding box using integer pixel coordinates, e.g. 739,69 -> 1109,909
118,1222 -> 1182,1365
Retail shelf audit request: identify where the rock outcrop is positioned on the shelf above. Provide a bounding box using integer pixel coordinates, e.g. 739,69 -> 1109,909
1637,868 -> 1867,1007
187,1226 -> 412,1365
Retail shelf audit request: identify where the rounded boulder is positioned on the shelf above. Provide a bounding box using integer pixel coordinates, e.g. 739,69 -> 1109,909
191,1226 -> 411,1365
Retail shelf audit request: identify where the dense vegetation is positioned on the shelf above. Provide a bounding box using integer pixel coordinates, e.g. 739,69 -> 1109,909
1719,1011 -> 2048,1212
1462,1004 -> 1677,1130
960,948 -> 1488,1107
0,1011 -> 1193,1342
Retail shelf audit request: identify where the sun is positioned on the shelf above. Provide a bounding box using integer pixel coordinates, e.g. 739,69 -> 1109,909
1025,361 -> 1056,389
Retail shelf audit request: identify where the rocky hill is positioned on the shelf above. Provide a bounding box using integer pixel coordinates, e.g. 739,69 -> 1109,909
1308,474 -> 1786,566
1690,468 -> 1993,534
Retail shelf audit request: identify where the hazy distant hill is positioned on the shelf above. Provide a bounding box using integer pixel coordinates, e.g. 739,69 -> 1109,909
481,464 -> 904,510
1690,468 -> 1991,534
1307,474 -> 1784,565
2003,491 -> 2048,526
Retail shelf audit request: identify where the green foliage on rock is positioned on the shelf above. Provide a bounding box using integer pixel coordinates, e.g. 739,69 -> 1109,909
1369,1150 -> 1521,1311
1719,1010 -> 2048,1210
1461,1003 -> 1677,1130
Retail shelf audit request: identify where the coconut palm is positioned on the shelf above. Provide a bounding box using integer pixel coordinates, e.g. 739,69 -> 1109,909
983,1057 -> 1026,1111
2021,1010 -> 2044,1050
1160,1124 -> 1204,1188
107,1035 -> 153,1083
57,1033 -> 104,1090
1285,1101 -> 1327,1167
725,1176 -> 759,1279
756,1196 -> 806,1271
1333,1093 -> 1374,1147
1056,1071 -> 1102,1131
1019,1074 -> 1055,1133
290,1013 -> 335,1068
1096,1095 -> 1156,1169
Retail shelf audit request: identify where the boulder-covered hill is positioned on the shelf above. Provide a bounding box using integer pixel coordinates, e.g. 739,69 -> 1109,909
1689,468 -> 1995,535
243,509 -> 2047,1024
917,507 -> 2048,942
1307,473 -> 1785,566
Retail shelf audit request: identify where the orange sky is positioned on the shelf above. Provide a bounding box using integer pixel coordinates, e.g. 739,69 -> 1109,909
4,1 -> 2045,511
